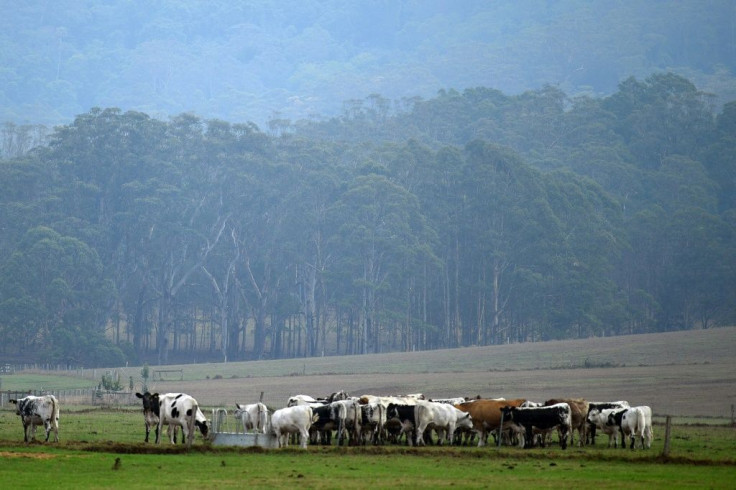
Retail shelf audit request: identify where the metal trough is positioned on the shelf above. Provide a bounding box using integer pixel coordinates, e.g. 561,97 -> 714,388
210,408 -> 279,448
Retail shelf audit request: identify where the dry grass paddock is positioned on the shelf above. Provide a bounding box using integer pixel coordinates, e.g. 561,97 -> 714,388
128,327 -> 736,418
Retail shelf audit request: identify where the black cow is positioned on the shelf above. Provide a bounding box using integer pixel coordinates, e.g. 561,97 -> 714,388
386,403 -> 417,446
501,403 -> 572,449
309,404 -> 338,445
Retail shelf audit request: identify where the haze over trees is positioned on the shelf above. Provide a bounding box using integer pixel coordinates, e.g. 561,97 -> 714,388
1,2 -> 735,367
1,1 -> 735,129
0,72 -> 734,367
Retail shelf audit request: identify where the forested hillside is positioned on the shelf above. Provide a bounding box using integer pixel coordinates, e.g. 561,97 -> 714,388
0,73 -> 734,367
2,1 -> 735,128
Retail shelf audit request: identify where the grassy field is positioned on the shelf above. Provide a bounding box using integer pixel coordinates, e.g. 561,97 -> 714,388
2,327 -> 736,489
0,407 -> 734,489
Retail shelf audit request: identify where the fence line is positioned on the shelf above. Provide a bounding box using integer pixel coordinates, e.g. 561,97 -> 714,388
0,389 -> 139,407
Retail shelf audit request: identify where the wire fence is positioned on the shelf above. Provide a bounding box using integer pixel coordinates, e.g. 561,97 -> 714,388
0,389 -> 138,407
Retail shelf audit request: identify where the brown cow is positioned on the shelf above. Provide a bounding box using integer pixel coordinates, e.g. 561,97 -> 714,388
454,398 -> 526,447
544,398 -> 589,447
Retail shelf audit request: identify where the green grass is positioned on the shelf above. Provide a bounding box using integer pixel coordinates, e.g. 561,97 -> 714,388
0,408 -> 734,488
0,445 -> 734,489
1,373 -> 97,391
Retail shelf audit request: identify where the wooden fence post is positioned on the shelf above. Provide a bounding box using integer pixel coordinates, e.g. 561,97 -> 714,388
661,415 -> 672,457
497,411 -> 504,448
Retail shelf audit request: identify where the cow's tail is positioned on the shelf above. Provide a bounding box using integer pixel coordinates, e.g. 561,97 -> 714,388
634,408 -> 646,448
376,404 -> 384,444
50,395 -> 60,442
259,403 -> 269,434
352,402 -> 360,443
338,403 -> 347,445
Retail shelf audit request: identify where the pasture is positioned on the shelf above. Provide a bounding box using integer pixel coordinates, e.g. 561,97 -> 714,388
0,409 -> 734,488
1,327 -> 735,488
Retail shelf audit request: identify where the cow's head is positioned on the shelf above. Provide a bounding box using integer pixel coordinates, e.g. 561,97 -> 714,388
500,406 -> 516,421
587,408 -> 600,424
135,392 -> 160,416
196,419 -> 209,438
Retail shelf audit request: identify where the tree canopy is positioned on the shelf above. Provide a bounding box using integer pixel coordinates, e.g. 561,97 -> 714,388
1,73 -> 734,367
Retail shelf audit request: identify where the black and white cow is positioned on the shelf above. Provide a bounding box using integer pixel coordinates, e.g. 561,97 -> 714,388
234,402 -> 270,434
9,395 -> 60,443
586,401 -> 629,445
310,404 -> 339,445
360,402 -> 385,445
136,392 -> 181,443
501,403 -> 572,449
331,399 -> 362,446
135,392 -> 160,443
155,393 -> 208,446
587,408 -> 622,447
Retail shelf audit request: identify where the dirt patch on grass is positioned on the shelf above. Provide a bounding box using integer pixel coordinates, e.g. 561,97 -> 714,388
0,451 -> 57,459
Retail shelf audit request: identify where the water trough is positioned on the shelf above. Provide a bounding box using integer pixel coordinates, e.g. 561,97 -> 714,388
209,408 -> 279,448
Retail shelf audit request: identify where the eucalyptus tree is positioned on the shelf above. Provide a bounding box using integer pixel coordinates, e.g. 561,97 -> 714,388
603,73 -> 715,169
272,137 -> 347,358
0,226 -> 119,366
543,170 -> 625,338
458,141 -> 564,345
658,208 -> 736,330
331,169 -> 432,354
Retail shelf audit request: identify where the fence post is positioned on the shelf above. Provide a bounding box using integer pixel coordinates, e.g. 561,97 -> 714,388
661,415 -> 672,457
497,411 -> 504,448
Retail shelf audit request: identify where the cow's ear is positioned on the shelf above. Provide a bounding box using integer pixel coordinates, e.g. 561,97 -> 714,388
236,403 -> 241,409
9,399 -> 17,404
135,392 -> 143,398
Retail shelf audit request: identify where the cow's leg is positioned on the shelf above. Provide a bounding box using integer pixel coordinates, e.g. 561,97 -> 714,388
299,428 -> 309,449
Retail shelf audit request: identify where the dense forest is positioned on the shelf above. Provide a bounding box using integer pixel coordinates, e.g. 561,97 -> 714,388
2,1 -> 736,128
0,72 -> 734,367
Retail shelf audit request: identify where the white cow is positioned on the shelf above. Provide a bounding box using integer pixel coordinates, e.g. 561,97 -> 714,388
331,399 -> 362,446
270,405 -> 316,448
287,394 -> 322,407
610,406 -> 653,449
587,408 -> 622,447
9,395 -> 60,442
234,402 -> 270,434
156,393 -> 208,446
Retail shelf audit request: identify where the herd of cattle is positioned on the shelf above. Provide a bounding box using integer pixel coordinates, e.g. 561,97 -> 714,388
7,391 -> 654,451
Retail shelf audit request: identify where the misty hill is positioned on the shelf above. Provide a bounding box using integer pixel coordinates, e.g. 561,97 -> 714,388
2,1 -> 735,127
